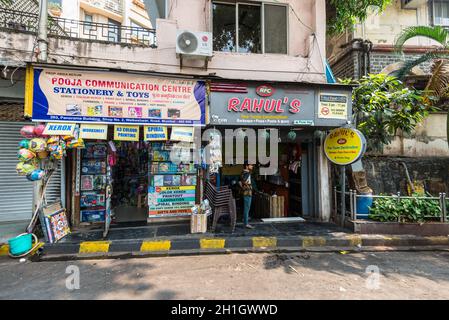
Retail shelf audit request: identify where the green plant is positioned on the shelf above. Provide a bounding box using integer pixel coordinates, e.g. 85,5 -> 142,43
327,0 -> 392,35
394,25 -> 449,147
368,194 -> 442,223
341,74 -> 434,152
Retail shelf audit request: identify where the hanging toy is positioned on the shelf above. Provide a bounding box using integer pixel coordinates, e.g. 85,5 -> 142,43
33,124 -> 47,137
26,169 -> 45,181
49,144 -> 64,160
20,125 -> 36,139
46,136 -> 60,148
18,148 -> 36,162
16,162 -> 38,176
29,138 -> 47,153
67,138 -> 85,149
18,139 -> 30,149
37,150 -> 49,159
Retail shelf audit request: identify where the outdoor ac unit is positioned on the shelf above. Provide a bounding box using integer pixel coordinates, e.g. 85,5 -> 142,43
176,30 -> 212,58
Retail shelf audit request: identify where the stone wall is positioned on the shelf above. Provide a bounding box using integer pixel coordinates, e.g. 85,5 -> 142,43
362,156 -> 449,196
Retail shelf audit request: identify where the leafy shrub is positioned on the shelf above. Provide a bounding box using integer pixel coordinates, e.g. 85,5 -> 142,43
368,194 -> 442,223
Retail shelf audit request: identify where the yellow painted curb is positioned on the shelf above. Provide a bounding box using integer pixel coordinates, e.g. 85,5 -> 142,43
302,237 -> 326,248
427,237 -> 449,245
253,237 -> 277,249
0,244 -> 9,256
79,241 -> 110,254
200,238 -> 226,249
347,235 -> 363,247
140,240 -> 171,252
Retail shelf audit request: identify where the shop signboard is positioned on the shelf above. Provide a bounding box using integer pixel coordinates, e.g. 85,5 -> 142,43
43,122 -> 76,136
28,67 -> 206,126
113,125 -> 139,141
324,127 -> 366,166
80,124 -> 108,140
148,186 -> 196,216
170,126 -> 194,142
144,126 -> 168,141
209,82 -> 352,127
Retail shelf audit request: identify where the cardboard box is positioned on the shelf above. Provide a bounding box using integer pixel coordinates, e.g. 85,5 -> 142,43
191,214 -> 207,234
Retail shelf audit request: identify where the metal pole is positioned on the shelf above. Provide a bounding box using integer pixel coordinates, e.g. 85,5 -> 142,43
353,190 -> 358,220
38,0 -> 48,62
340,165 -> 346,227
443,193 -> 447,223
349,190 -> 354,220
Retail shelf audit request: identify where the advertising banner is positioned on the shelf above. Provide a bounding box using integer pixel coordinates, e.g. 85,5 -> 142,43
144,126 -> 168,141
113,125 -> 139,141
209,82 -> 352,127
324,127 -> 366,165
148,186 -> 196,216
170,126 -> 194,142
79,124 -> 108,140
43,123 -> 76,136
31,67 -> 206,126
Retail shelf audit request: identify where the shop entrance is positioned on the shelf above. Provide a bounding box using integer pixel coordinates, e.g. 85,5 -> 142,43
111,142 -> 149,225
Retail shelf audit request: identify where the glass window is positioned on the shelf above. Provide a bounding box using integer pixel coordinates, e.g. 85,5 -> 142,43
434,1 -> 449,26
84,14 -> 93,36
264,4 -> 287,54
238,4 -> 261,53
108,19 -> 121,43
212,1 -> 287,54
213,3 -> 236,52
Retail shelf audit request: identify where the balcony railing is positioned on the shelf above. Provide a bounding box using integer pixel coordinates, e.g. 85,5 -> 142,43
0,8 -> 157,47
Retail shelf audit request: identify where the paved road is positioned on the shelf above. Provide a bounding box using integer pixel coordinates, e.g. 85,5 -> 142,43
1,251 -> 449,299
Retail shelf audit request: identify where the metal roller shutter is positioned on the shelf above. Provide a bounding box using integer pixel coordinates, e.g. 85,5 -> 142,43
0,122 -> 63,223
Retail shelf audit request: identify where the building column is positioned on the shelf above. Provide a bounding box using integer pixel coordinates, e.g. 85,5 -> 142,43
316,131 -> 331,222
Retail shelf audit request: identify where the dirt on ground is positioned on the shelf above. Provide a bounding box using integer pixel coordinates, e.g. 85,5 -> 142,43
1,251 -> 449,300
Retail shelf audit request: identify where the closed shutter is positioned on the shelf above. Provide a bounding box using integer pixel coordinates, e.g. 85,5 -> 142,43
0,121 -> 34,222
0,121 -> 63,223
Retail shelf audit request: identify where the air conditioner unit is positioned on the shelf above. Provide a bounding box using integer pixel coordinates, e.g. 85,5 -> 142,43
176,30 -> 212,58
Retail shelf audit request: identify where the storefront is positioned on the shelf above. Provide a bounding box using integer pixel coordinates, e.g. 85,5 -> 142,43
208,81 -> 353,221
24,66 -> 206,235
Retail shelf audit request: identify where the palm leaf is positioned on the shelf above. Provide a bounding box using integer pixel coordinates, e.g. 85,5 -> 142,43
395,51 -> 449,79
425,59 -> 449,101
395,26 -> 449,53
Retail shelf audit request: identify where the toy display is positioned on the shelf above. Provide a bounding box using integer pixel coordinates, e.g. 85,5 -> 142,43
26,169 -> 45,181
33,124 -> 47,137
18,148 -> 36,162
80,191 -> 106,208
16,162 -> 38,176
20,125 -> 36,138
29,138 -> 47,153
18,139 -> 30,149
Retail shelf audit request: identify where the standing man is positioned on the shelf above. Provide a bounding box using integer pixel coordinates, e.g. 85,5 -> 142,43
240,161 -> 256,229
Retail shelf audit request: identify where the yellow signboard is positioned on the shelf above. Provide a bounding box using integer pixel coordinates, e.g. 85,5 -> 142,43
114,125 -> 139,141
43,123 -> 76,136
318,94 -> 349,120
324,128 -> 366,166
144,126 -> 168,141
80,124 -> 108,140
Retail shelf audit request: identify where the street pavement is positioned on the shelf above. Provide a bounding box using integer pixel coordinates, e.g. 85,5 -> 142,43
1,251 -> 449,300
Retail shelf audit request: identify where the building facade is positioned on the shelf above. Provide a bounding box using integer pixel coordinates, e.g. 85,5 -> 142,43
0,0 -> 354,235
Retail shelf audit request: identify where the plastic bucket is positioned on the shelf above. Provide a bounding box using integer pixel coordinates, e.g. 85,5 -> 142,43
356,193 -> 373,220
8,233 -> 32,256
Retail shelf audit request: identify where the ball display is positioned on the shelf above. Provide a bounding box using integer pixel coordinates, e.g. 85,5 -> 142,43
18,148 -> 36,162
33,124 -> 47,137
26,169 -> 45,181
20,125 -> 35,138
18,139 -> 30,149
29,138 -> 47,153
16,162 -> 38,176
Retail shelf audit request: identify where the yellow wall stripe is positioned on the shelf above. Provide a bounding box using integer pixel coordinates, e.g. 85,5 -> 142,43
347,235 -> 363,247
302,237 -> 326,248
0,245 -> 9,256
253,237 -> 277,248
200,238 -> 225,249
24,65 -> 34,118
140,240 -> 171,252
79,241 -> 110,254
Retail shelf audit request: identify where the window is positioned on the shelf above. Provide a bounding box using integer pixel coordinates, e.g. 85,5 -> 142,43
84,13 -> 94,37
108,18 -> 121,42
433,1 -> 449,26
212,1 -> 288,54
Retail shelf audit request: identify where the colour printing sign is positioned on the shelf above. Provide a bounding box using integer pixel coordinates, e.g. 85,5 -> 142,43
148,186 -> 196,216
209,82 -> 351,127
324,127 -> 366,165
113,125 -> 139,141
43,123 -> 76,136
318,94 -> 348,119
79,124 -> 108,140
144,126 -> 168,141
29,67 -> 206,126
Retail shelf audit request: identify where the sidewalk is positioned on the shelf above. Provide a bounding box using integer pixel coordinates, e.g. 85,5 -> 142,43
1,220 -> 443,261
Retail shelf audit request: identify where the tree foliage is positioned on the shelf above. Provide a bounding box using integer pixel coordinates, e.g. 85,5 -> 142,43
327,0 -> 392,35
342,74 -> 433,152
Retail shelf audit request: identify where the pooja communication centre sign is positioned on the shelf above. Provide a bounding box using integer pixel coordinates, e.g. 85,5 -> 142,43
26,67 -> 206,126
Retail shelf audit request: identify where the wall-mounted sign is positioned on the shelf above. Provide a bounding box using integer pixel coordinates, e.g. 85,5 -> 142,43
171,126 -> 194,142
148,186 -> 196,217
209,82 -> 351,127
318,94 -> 349,120
80,124 -> 108,140
324,127 -> 366,166
113,125 -> 139,141
29,67 -> 206,126
43,123 -> 76,136
144,126 -> 168,141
